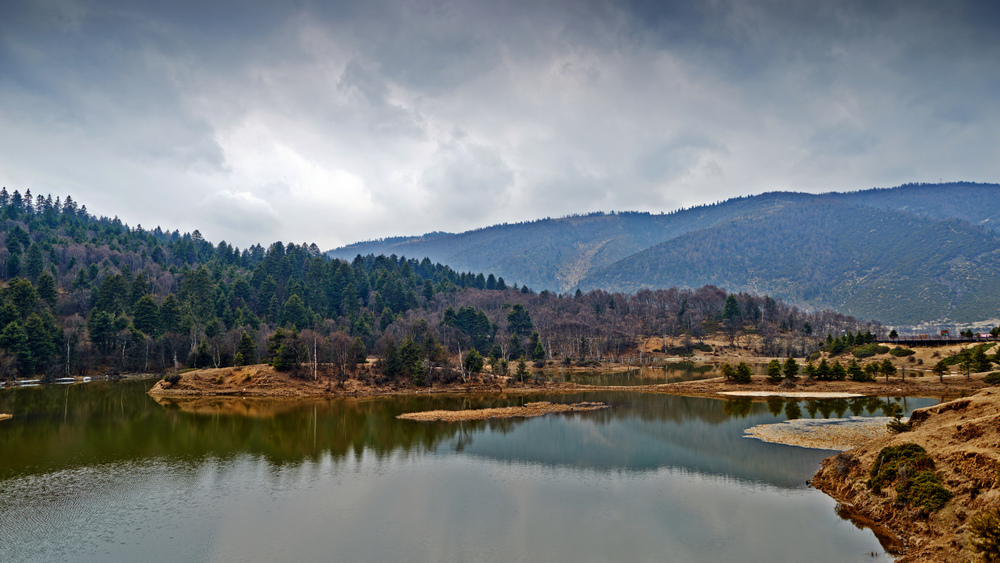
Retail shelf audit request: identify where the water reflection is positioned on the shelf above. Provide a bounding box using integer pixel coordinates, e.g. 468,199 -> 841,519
0,381 -> 935,488
0,380 -> 923,563
570,362 -> 736,386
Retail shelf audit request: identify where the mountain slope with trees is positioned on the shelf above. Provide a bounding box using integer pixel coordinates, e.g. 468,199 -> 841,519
579,200 -> 1000,324
0,187 -> 865,379
330,182 -> 1000,323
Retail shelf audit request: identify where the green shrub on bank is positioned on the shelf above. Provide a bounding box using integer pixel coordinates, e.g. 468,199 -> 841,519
985,372 -> 1000,384
869,443 -> 950,513
897,471 -> 952,512
889,347 -> 915,357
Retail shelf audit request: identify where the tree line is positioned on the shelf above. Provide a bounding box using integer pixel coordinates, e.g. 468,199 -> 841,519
0,188 -> 877,383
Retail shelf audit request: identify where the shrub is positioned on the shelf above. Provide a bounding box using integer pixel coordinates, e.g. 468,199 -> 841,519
869,443 -> 950,512
693,343 -> 713,352
889,347 -> 916,357
969,507 -> 1000,562
869,443 -> 935,492
986,372 -> 1000,385
665,346 -> 695,357
165,373 -> 182,386
897,470 -> 952,512
853,343 -> 890,358
733,362 -> 753,383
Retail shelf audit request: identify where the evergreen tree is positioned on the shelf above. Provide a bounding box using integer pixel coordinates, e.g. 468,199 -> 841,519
766,359 -> 783,383
0,321 -> 30,374
4,277 -> 38,318
132,295 -> 160,336
516,357 -> 528,382
879,358 -> 897,382
463,349 -> 484,373
734,361 -> 752,383
507,304 -> 533,337
351,337 -> 367,364
847,359 -> 866,381
159,295 -> 182,334
35,272 -> 57,308
87,310 -> 116,357
24,243 -> 43,282
783,356 -> 799,381
281,294 -> 311,330
236,331 -> 257,365
722,294 -> 740,321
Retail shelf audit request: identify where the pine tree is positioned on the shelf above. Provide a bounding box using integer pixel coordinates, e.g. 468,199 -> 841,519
766,359 -> 783,383
132,295 -> 160,336
35,272 -> 57,308
236,331 -> 257,365
24,243 -> 43,282
783,356 -> 799,381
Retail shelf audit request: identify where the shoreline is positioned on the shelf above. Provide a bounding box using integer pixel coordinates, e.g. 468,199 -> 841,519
146,364 -> 994,401
811,388 -> 1000,562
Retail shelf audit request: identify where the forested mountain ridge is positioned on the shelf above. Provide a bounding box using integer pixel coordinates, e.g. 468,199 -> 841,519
0,187 -> 868,379
330,182 -> 1000,323
579,200 -> 1000,324
331,192 -> 821,290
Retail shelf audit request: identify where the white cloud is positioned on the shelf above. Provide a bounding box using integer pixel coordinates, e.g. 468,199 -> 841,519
2,0 -> 1000,249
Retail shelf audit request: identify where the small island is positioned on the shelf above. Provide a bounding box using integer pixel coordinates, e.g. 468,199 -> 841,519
397,401 -> 608,422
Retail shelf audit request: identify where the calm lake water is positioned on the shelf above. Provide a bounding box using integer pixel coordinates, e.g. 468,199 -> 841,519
0,379 -> 937,563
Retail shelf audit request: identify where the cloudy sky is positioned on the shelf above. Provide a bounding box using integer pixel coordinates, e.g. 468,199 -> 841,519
2,0 -> 999,250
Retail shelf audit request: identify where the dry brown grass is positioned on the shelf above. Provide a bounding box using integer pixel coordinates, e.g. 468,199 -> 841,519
397,401 -> 608,422
812,387 -> 1000,562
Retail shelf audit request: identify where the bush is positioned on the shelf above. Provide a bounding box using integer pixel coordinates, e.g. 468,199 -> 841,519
869,443 -> 935,491
164,373 -> 182,386
665,346 -> 694,357
889,347 -> 916,357
693,343 -> 713,352
985,372 -> 1000,385
969,507 -> 1000,562
897,470 -> 952,513
869,443 -> 950,512
853,343 -> 890,358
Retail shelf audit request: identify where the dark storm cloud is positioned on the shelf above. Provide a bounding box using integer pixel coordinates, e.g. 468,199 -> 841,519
1,0 -> 999,248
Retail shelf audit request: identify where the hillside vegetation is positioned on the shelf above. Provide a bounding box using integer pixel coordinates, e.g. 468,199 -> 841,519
330,182 -> 1000,324
580,201 -> 1000,324
0,188 -> 867,380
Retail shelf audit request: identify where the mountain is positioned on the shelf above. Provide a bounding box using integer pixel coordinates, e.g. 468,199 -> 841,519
578,200 -> 1000,324
330,182 -> 1000,324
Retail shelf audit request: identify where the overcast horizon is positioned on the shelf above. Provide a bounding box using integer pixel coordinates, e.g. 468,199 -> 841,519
3,0 -> 999,250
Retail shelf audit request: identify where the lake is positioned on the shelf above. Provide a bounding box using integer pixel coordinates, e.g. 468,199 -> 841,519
0,379 -> 937,562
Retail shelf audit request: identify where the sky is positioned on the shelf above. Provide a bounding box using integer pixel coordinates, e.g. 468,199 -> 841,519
2,0 -> 999,250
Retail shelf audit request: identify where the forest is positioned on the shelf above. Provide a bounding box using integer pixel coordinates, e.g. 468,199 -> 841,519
333,182 -> 1000,324
0,188 -> 878,382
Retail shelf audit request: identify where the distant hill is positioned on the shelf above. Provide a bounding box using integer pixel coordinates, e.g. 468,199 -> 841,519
330,182 -> 1000,324
578,200 -> 1000,324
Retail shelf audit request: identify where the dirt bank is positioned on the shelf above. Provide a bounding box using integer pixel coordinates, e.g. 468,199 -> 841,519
147,365 -> 580,398
148,363 -> 995,401
397,401 -> 609,422
655,372 -> 992,400
811,387 -> 1000,562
